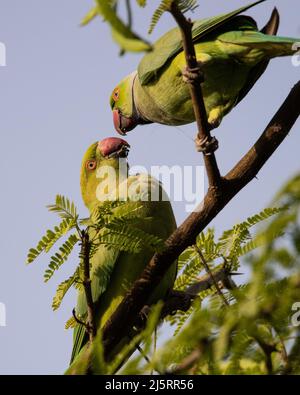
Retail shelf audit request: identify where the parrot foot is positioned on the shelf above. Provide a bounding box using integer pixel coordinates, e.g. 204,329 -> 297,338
182,62 -> 204,84
195,135 -> 219,156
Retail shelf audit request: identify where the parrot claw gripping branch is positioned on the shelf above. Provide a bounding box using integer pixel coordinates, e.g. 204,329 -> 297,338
101,1 -> 300,360
182,62 -> 205,85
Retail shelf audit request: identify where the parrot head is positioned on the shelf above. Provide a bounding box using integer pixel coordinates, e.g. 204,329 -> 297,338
110,72 -> 150,135
80,137 -> 130,209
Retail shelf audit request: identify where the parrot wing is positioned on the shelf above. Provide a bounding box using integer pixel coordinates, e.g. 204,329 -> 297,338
138,0 -> 266,85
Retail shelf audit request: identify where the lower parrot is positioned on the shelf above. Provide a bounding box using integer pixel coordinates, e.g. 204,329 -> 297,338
67,137 -> 177,374
110,0 -> 299,134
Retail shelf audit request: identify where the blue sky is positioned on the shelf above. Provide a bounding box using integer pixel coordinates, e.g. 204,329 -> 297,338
0,0 -> 299,374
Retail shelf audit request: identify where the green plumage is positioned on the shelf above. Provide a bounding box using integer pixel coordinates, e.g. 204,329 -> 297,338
138,0 -> 266,85
110,1 -> 300,131
68,141 -> 177,372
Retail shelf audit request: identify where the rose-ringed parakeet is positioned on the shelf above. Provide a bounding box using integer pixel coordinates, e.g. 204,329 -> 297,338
110,0 -> 299,135
67,137 -> 177,373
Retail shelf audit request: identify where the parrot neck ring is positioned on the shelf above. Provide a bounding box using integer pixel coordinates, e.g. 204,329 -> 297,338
113,73 -> 152,135
131,73 -> 152,127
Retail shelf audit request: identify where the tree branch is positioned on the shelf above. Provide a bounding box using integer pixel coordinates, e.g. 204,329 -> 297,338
129,266 -> 237,333
165,269 -> 233,317
169,2 -> 221,188
102,80 -> 300,360
184,266 -> 239,296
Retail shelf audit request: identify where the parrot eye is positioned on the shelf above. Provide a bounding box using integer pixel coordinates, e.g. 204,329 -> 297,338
113,88 -> 120,101
86,160 -> 97,170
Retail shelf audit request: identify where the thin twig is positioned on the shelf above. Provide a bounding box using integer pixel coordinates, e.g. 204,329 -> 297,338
167,348 -> 202,374
253,335 -> 277,375
186,267 -> 240,296
136,268 -> 237,330
166,340 -> 208,375
81,230 -> 97,342
169,2 -> 221,188
125,0 -> 132,28
193,245 -> 229,306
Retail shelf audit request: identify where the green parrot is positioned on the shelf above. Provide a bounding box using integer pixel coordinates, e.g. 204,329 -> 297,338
110,0 -> 299,135
67,137 -> 177,373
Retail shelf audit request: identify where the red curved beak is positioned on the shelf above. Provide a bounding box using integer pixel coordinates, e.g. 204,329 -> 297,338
113,109 -> 137,135
98,137 -> 130,158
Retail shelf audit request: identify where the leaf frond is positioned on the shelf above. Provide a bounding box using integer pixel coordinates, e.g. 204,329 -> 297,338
94,0 -> 152,53
44,234 -> 79,282
52,268 -> 80,311
47,195 -> 78,221
26,217 -> 76,264
149,0 -> 198,34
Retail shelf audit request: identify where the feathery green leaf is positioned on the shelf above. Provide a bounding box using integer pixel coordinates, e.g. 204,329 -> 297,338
94,0 -> 152,53
80,6 -> 98,26
44,234 -> 79,282
52,268 -> 80,311
26,217 -> 76,264
136,0 -> 147,7
149,0 -> 198,34
47,195 -> 78,221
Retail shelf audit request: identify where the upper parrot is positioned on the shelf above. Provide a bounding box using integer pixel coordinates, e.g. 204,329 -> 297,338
110,0 -> 299,135
67,137 -> 177,374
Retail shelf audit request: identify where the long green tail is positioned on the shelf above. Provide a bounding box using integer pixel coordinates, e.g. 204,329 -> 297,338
220,31 -> 300,58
